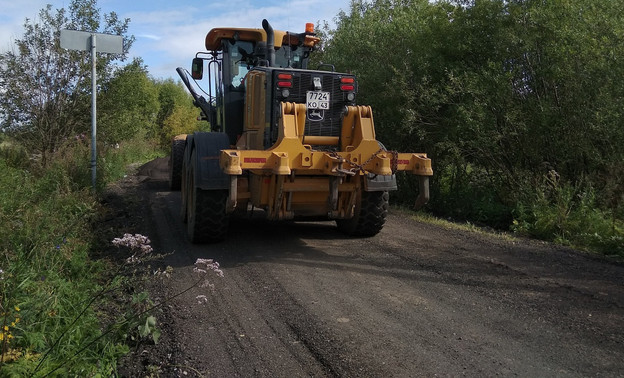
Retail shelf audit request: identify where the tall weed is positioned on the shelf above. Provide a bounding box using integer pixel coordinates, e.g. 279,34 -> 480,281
98,132 -> 164,187
0,135 -> 29,169
0,155 -> 126,374
513,171 -> 624,256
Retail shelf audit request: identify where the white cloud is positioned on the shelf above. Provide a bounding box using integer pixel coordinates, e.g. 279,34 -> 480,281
0,0 -> 349,79
137,34 -> 161,41
128,0 -> 348,79
0,0 -> 49,50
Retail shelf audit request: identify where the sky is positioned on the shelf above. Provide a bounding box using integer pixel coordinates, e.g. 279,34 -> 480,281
0,0 -> 350,80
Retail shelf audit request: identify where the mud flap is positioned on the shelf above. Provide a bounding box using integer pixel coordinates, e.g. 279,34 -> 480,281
192,132 -> 230,190
363,173 -> 397,192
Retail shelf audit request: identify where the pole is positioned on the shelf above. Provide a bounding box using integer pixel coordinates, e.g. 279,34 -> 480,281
91,34 -> 97,189
60,30 -> 121,189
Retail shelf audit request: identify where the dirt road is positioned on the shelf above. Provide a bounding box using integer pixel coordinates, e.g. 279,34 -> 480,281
112,158 -> 624,377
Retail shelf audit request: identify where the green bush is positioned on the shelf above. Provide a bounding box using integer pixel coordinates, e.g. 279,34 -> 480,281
512,173 -> 624,256
0,135 -> 29,169
321,0 -> 624,256
98,132 -> 165,188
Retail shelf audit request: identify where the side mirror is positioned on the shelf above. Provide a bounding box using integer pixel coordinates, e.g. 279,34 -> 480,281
191,58 -> 203,80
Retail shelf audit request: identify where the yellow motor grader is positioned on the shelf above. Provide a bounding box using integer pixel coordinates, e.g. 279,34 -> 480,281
171,19 -> 432,243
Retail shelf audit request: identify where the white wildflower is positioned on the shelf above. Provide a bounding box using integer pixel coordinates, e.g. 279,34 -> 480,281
194,258 -> 224,278
112,233 -> 153,264
153,266 -> 173,278
193,258 -> 224,289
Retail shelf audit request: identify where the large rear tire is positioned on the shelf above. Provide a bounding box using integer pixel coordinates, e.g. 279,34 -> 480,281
169,138 -> 185,190
336,189 -> 389,237
186,149 -> 229,243
187,188 -> 229,243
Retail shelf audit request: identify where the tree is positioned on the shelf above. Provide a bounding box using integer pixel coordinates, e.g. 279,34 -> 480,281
0,0 -> 133,166
321,0 -> 624,229
155,79 -> 205,147
98,58 -> 159,144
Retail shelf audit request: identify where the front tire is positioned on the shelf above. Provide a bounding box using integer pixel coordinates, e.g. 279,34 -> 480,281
169,138 -> 185,190
337,190 -> 389,237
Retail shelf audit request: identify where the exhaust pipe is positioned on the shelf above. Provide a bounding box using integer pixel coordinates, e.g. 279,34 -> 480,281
262,19 -> 275,67
414,176 -> 430,210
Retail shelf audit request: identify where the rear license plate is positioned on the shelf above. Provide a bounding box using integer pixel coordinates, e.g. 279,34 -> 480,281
306,91 -> 330,110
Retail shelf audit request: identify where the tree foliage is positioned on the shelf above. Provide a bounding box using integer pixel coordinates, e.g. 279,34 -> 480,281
0,0 -> 133,165
321,0 -> 624,247
155,79 -> 205,147
99,58 -> 159,144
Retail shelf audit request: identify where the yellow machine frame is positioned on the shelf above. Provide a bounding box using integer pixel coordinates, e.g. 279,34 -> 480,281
218,72 -> 433,220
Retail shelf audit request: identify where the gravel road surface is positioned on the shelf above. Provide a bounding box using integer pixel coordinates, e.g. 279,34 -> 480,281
108,158 -> 624,377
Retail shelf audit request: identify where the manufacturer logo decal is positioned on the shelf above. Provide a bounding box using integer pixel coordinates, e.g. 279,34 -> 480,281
307,109 -> 324,121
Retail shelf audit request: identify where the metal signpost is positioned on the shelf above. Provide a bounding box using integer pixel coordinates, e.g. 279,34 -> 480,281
60,29 -> 123,189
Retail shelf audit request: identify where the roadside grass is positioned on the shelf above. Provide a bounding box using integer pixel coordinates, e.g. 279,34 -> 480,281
0,136 -> 165,375
395,168 -> 623,259
511,179 -> 624,258
395,206 -> 518,243
98,132 -> 164,187
397,202 -> 623,259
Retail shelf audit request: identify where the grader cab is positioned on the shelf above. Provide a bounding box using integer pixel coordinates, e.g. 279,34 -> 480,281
170,19 -> 432,243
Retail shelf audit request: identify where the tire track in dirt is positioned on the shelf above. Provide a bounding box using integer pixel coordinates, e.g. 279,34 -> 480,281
116,158 -> 624,377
